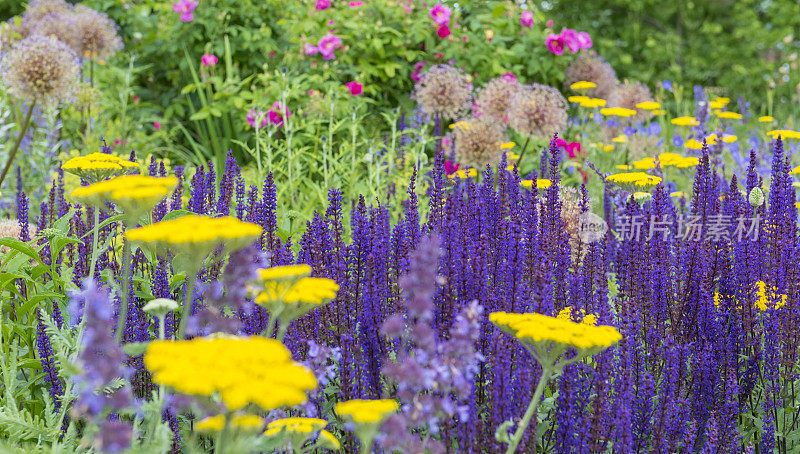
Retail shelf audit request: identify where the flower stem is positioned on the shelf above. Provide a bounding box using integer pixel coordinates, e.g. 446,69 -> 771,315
114,239 -> 132,343
276,320 -> 289,342
505,365 -> 552,454
0,101 -> 36,189
516,136 -> 531,168
264,312 -> 277,338
88,207 -> 101,279
176,272 -> 197,340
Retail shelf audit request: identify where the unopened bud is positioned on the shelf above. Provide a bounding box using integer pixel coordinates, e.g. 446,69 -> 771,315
749,187 -> 765,207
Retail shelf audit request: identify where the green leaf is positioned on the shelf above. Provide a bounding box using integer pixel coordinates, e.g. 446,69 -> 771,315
0,239 -> 42,265
122,342 -> 151,356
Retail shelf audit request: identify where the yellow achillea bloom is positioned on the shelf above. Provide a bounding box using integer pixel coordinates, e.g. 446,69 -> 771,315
556,306 -> 597,326
600,107 -> 636,117
635,101 -> 660,110
144,336 -> 317,411
612,135 -> 627,143
632,158 -> 655,170
715,97 -> 730,105
335,399 -> 399,425
580,98 -> 606,108
567,95 -> 589,104
62,152 -> 139,181
448,168 -> 478,179
671,116 -> 699,126
501,142 -> 516,149
716,111 -> 743,120
708,101 -> 725,109
520,179 -> 552,190
126,215 -> 262,254
791,166 -> 800,175
506,151 -> 520,161
616,165 -> 631,170
264,417 -> 327,436
490,311 -> 621,350
684,139 -> 704,150
670,191 -> 685,197
753,281 -> 786,311
569,81 -> 597,90
606,172 -> 662,187
758,116 -> 775,123
449,121 -> 471,131
257,264 -> 312,282
195,414 -> 264,433
318,430 -> 341,450
71,175 -> 177,215
766,129 -> 800,140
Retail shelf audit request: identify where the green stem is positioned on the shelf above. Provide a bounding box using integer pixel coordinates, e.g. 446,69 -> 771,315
114,239 -> 132,343
516,137 -> 531,168
0,101 -> 36,189
176,272 -> 197,340
88,207 -> 101,279
277,320 -> 289,342
505,365 -> 553,454
255,122 -> 262,177
214,413 -> 231,454
263,311 -> 277,338
361,435 -> 374,453
158,314 -> 166,340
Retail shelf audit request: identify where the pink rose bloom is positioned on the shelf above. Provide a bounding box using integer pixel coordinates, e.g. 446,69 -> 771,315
153,121 -> 161,130
349,1 -> 364,7
559,28 -> 580,53
501,72 -> 517,82
436,52 -> 443,59
520,10 -> 533,28
318,34 -> 342,60
577,31 -> 592,50
429,3 -> 451,26
315,0 -> 330,10
545,33 -> 565,55
546,19 -> 553,28
303,43 -> 319,55
268,102 -> 290,127
201,54 -> 217,66
345,81 -> 363,96
247,109 -> 268,129
444,160 -> 460,175
172,0 -> 198,22
437,24 -> 451,38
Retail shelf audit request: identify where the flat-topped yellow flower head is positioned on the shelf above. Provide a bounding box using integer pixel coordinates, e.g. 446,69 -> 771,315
635,101 -> 660,110
257,264 -> 312,282
600,107 -> 636,117
144,336 -> 316,411
195,414 -> 264,433
671,116 -> 699,126
127,214 -> 262,260
569,81 -> 596,91
520,179 -> 552,190
766,129 -> 800,140
448,168 -> 478,180
255,274 -> 339,324
716,111 -> 742,120
335,399 -> 399,425
263,417 -> 338,450
606,172 -> 662,188
758,116 -> 774,123
62,152 -> 139,182
490,311 -> 621,351
580,98 -> 607,108
567,95 -> 589,104
71,175 -> 177,216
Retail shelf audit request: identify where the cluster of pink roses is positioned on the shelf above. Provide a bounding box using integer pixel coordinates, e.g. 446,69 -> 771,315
429,3 -> 452,38
247,102 -> 291,129
304,34 -> 343,60
545,28 -> 592,55
172,0 -> 198,22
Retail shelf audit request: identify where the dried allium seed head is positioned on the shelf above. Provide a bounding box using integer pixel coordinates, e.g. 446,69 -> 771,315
72,5 -> 123,60
452,116 -> 507,169
608,81 -> 654,122
508,83 -> 568,139
0,219 -> 37,256
413,64 -> 473,120
1,35 -> 79,108
564,53 -> 618,99
23,0 -> 73,25
28,12 -> 79,51
475,76 -> 521,122
537,186 -> 590,264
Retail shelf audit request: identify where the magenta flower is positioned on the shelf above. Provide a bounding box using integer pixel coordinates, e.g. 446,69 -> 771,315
317,34 -> 342,60
411,61 -> 427,82
429,3 -> 451,26
444,160 -> 460,176
500,72 -> 517,82
577,31 -> 592,50
520,10 -> 533,28
153,121 -> 161,130
303,43 -> 319,55
545,33 -> 565,55
172,0 -> 198,22
267,102 -> 290,127
559,28 -> 580,53
349,1 -> 364,7
247,109 -> 267,129
315,0 -> 330,10
345,81 -> 363,96
201,54 -> 217,66
437,24 -> 451,39
546,19 -> 553,28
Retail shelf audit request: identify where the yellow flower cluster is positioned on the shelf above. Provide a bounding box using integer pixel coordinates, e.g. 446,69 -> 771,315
335,399 -> 399,425
71,175 -> 177,214
568,96 -> 607,108
126,214 -> 262,256
705,133 -> 737,145
635,101 -> 661,110
753,281 -> 786,311
569,81 -> 596,90
257,264 -> 312,282
715,111 -> 742,120
264,418 -> 340,450
612,135 -> 628,143
255,271 -> 339,324
684,139 -> 704,150
144,336 -> 317,411
671,116 -> 699,126
758,116 -> 774,123
632,153 -> 700,170
195,414 -> 264,433
448,168 -> 478,179
606,172 -> 662,187
600,107 -> 636,117
520,179 -> 552,190
766,129 -> 800,140
62,152 -> 139,181
489,311 -> 622,350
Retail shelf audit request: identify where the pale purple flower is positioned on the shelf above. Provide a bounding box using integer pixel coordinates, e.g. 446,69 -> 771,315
429,3 -> 451,26
576,31 -> 592,49
317,33 -> 342,60
520,10 -> 533,28
200,54 -> 217,66
303,43 -> 319,55
172,0 -> 198,22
